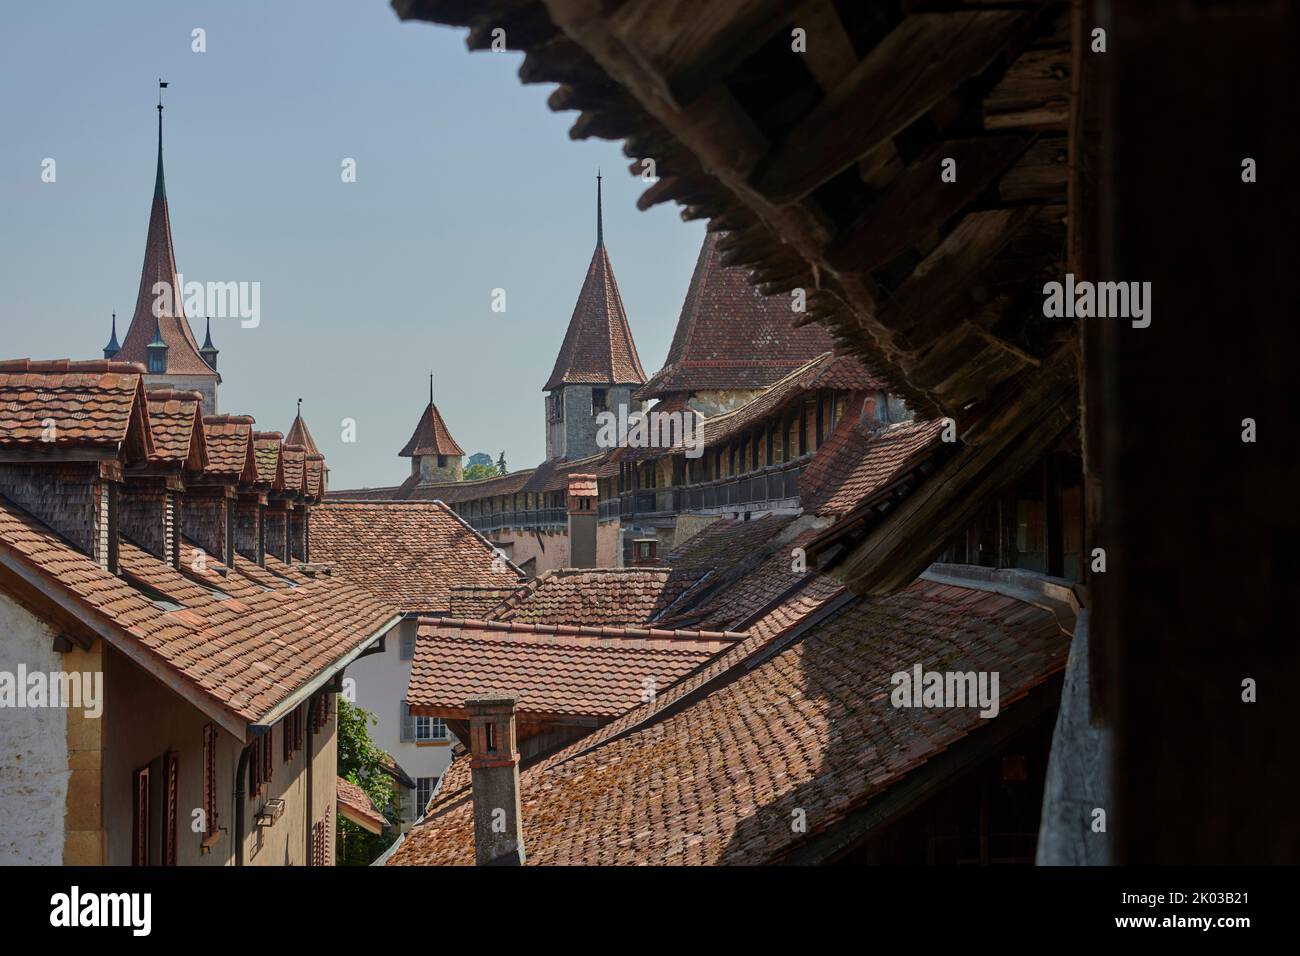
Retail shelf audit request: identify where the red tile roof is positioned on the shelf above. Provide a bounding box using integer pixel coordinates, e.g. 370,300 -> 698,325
201,415 -> 256,481
0,496 -> 397,738
337,777 -> 388,834
798,417 -> 947,519
285,413 -> 321,457
483,567 -> 708,627
544,243 -> 646,390
113,181 -> 218,378
251,432 -> 284,489
311,501 -> 523,614
304,455 -> 326,499
398,402 -> 464,458
144,388 -> 206,467
388,578 -> 1069,865
448,585 -> 526,618
665,513 -> 800,570
0,360 -> 153,458
406,617 -> 741,722
636,232 -> 835,400
280,445 -> 306,495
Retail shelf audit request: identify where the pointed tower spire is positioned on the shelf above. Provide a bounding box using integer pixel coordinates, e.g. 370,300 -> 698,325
199,316 -> 219,371
286,399 -> 322,457
154,79 -> 168,201
113,81 -> 219,412
596,170 -> 603,248
103,311 -> 121,360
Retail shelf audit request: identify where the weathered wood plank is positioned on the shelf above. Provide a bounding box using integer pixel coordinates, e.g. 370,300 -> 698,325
753,11 -> 1031,202
984,47 -> 1071,130
826,135 -> 1032,274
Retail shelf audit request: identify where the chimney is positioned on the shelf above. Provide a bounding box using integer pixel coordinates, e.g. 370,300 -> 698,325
566,473 -> 599,568
465,695 -> 525,866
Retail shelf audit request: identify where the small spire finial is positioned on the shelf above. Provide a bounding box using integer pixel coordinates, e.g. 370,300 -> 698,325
297,397 -> 303,417
154,79 -> 169,201
596,170 -> 604,248
429,372 -> 434,406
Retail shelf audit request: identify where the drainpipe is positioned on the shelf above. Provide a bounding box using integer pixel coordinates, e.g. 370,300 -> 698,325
233,743 -> 252,867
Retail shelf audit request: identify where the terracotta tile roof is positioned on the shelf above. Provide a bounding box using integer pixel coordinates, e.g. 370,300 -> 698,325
252,432 -> 284,488
337,776 -> 388,834
311,501 -> 523,614
544,243 -> 646,390
636,232 -> 834,400
523,453 -> 618,493
798,417 -> 947,519
281,445 -> 306,495
201,415 -> 256,481
665,513 -> 800,571
304,455 -> 326,499
483,567 -> 708,627
263,551 -> 312,584
398,402 -> 464,458
449,585 -> 525,618
406,617 -> 741,721
144,388 -> 206,466
113,167 -> 218,378
388,578 -> 1069,865
566,473 -> 598,497
0,360 -> 153,457
394,467 -> 535,504
285,413 -> 321,457
378,753 -> 416,790
0,496 -> 397,735
177,537 -> 273,601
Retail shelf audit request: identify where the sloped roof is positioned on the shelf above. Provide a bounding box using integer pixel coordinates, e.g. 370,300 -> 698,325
482,567 -> 706,627
398,402 -> 465,458
448,585 -> 525,619
311,501 -> 523,614
337,777 -> 388,834
0,496 -> 397,739
636,232 -> 834,400
251,431 -> 284,489
144,388 -> 206,467
406,617 -> 740,722
201,415 -> 256,481
798,417 -> 947,519
280,445 -> 306,494
113,117 -> 217,379
0,359 -> 153,459
285,412 -> 321,457
543,242 -> 646,391
387,577 -> 1069,865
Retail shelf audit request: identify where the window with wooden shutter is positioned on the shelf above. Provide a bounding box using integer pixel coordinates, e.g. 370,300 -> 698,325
202,724 -> 219,839
400,701 -> 414,742
162,752 -> 179,866
132,766 -> 150,866
262,727 -> 273,785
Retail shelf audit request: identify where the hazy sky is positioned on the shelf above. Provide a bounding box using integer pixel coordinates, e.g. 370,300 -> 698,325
0,1 -> 705,489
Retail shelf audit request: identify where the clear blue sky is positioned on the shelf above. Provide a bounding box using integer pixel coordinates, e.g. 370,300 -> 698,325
0,0 -> 705,489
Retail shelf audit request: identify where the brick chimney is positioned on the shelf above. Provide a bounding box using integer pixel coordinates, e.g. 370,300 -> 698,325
465,695 -> 525,866
566,473 -> 598,568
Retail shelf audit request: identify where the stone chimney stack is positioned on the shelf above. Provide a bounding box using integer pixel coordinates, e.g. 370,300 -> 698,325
466,695 -> 525,866
566,473 -> 599,568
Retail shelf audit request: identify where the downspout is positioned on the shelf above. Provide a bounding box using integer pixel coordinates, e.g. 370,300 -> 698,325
233,743 -> 252,867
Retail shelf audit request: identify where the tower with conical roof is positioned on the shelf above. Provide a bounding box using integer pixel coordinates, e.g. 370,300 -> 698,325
543,175 -> 647,461
107,84 -> 222,413
400,375 -> 465,481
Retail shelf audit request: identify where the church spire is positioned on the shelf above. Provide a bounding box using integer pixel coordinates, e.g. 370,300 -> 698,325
199,316 -> 218,371
596,170 -> 603,248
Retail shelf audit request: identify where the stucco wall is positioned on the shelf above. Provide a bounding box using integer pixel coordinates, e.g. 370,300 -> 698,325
492,521 -> 622,575
103,645 -> 338,866
345,618 -> 453,818
0,593 -> 68,865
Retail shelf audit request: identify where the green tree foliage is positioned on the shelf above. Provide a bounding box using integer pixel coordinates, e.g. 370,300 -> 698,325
463,462 -> 497,481
497,451 -> 508,475
336,698 -> 398,866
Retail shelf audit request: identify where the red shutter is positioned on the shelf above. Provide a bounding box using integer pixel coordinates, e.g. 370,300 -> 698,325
162,752 -> 179,866
203,724 -> 219,838
132,766 -> 150,866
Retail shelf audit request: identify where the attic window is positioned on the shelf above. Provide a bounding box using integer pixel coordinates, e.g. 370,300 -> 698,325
592,388 -> 608,413
437,455 -> 447,468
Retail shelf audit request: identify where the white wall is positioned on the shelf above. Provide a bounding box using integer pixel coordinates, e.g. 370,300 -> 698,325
0,593 -> 68,865
344,618 -> 454,821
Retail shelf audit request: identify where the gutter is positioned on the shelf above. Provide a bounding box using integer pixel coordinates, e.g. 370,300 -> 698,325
249,613 -> 401,730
